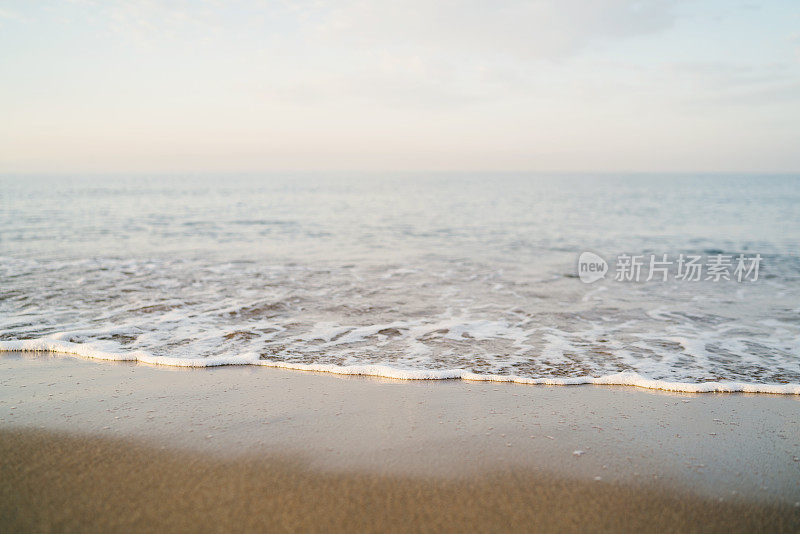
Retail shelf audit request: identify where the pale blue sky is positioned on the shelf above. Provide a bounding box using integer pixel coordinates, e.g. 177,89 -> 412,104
1,1 -> 798,172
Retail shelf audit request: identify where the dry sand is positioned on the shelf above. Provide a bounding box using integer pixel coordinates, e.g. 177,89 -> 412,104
2,351 -> 800,532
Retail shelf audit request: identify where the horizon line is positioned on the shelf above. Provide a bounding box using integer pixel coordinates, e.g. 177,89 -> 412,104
2,170 -> 799,177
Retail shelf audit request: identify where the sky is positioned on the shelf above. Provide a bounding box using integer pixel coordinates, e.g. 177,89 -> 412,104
1,0 -> 799,173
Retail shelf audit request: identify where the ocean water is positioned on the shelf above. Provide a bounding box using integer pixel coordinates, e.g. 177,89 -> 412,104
2,174 -> 800,393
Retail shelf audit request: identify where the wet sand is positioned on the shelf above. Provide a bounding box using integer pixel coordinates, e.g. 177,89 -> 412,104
2,351 -> 800,532
4,428 -> 799,533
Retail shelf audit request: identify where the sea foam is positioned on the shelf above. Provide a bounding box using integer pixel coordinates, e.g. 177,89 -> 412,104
3,255 -> 800,395
3,337 -> 800,395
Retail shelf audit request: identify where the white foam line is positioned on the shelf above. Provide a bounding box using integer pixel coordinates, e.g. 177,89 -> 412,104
2,338 -> 800,395
0,339 -> 260,367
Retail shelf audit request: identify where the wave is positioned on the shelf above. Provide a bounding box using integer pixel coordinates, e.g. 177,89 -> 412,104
3,337 -> 800,395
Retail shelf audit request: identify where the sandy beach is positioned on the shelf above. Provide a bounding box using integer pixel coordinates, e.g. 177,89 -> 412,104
4,428 -> 799,533
2,351 -> 799,532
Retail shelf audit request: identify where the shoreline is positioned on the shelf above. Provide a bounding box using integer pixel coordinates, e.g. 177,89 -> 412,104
3,342 -> 800,395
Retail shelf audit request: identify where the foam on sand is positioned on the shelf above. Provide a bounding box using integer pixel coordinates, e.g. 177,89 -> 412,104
3,337 -> 800,395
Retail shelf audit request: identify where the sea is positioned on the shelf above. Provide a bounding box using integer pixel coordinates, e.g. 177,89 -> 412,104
2,173 -> 800,393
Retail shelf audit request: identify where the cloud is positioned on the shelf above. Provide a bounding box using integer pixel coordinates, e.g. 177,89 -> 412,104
251,0 -> 678,108
660,61 -> 800,109
44,1 -> 676,60
314,0 -> 675,59
238,0 -> 676,109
